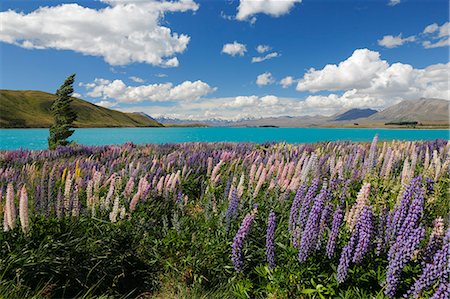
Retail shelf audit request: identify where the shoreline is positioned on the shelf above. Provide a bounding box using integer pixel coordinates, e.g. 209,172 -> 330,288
1,126 -> 449,130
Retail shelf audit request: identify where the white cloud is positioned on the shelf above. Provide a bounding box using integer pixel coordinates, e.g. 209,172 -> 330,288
72,92 -> 82,98
256,72 -> 275,86
129,76 -> 145,83
294,48 -> 449,112
422,22 -> 449,49
222,41 -> 247,56
252,52 -> 280,63
82,78 -> 216,103
378,34 -> 415,48
236,0 -> 301,22
260,95 -> 279,106
297,49 -> 388,92
280,76 -> 296,88
379,22 -> 449,50
388,0 -> 401,6
0,0 -> 198,66
256,44 -> 271,53
155,73 -> 168,78
119,95 -> 295,121
225,95 -> 258,108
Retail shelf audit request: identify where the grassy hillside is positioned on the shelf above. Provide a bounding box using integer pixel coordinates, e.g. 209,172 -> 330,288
0,90 -> 162,128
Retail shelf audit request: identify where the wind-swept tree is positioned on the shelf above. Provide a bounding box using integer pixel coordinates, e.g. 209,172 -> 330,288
48,74 -> 78,149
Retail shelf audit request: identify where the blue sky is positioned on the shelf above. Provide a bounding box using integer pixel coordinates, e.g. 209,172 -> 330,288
0,0 -> 449,120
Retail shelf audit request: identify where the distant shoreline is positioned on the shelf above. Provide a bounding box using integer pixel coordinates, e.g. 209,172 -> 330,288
1,126 -> 448,130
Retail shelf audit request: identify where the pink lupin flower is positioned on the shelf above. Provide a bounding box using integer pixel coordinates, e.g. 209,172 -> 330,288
4,183 -> 16,231
211,160 -> 223,183
19,185 -> 29,233
157,176 -> 164,194
248,163 -> 257,188
346,183 -> 371,231
253,168 -> 267,198
124,177 -> 135,198
129,191 -> 141,212
207,157 -> 213,176
237,172 -> 245,198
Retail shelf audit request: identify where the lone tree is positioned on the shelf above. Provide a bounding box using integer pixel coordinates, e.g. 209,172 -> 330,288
48,74 -> 78,149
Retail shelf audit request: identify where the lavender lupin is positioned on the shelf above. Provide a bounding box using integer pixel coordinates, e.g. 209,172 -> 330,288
326,205 -> 343,258
231,205 -> 258,272
352,205 -> 373,264
405,228 -> 450,299
266,210 -> 276,269
385,226 -> 425,298
298,182 -> 327,262
289,185 -> 306,233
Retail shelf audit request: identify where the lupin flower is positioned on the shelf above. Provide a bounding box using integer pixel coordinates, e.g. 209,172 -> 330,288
19,185 -> 29,234
422,217 -> 445,265
289,186 -> 307,233
266,210 -> 276,269
298,183 -> 327,262
326,205 -> 343,258
231,205 -> 258,272
346,183 -> 370,231
364,134 -> 378,175
129,191 -> 141,212
337,225 -> 359,283
71,186 -> 80,217
385,226 -> 425,298
124,177 -> 135,198
352,205 -> 373,264
405,228 -> 449,298
110,196 -> 120,223
430,282 -> 450,299
225,189 -> 240,230
63,172 -> 72,213
297,179 -> 320,231
4,183 -> 16,231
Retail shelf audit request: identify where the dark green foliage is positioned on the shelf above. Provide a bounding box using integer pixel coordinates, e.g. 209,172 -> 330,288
48,75 -> 78,149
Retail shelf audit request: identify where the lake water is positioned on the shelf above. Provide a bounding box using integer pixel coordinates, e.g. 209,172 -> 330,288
0,128 -> 448,150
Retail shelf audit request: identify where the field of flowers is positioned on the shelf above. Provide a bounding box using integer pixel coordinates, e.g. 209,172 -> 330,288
0,137 -> 449,298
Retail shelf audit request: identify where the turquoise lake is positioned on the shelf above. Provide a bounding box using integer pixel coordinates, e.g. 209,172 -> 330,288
0,128 -> 448,150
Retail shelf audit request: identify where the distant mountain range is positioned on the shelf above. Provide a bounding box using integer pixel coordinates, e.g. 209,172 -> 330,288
0,90 -> 162,128
155,98 -> 449,128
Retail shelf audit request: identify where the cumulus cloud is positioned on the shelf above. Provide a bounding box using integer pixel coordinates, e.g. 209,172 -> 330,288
118,95 -> 298,121
256,72 -> 275,86
81,78 -> 216,103
388,0 -> 401,6
0,0 -> 198,66
422,22 -> 449,49
222,41 -> 247,56
378,34 -> 415,48
129,76 -> 145,83
252,52 -> 280,63
256,44 -> 271,53
72,92 -> 82,98
297,49 -> 389,92
280,76 -> 296,88
295,48 -> 449,112
236,0 -> 301,22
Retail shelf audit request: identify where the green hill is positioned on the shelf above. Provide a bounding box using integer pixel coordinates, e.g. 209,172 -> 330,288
0,90 -> 162,128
